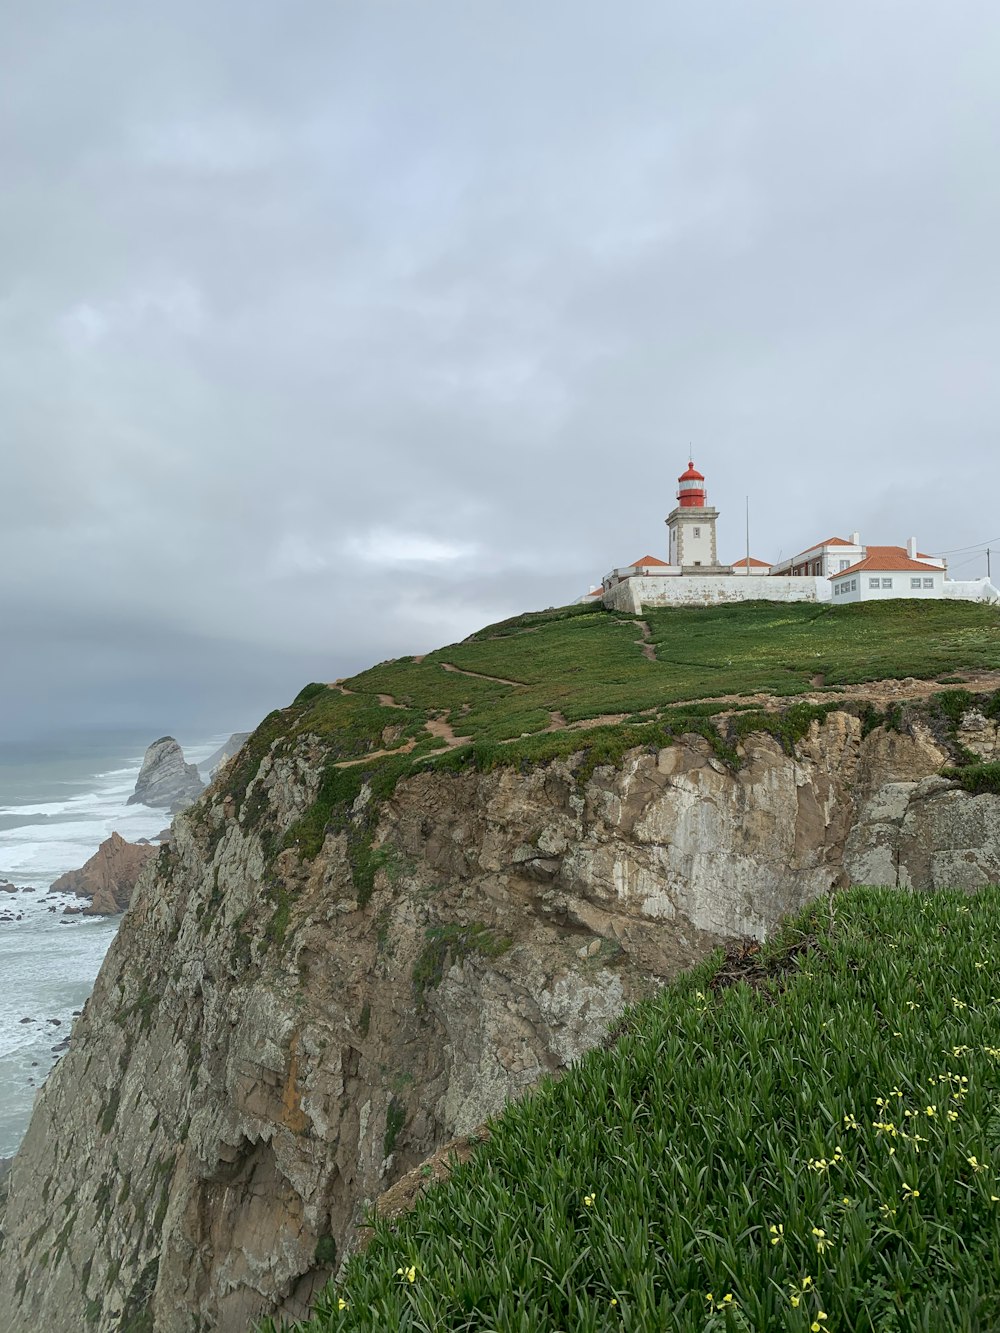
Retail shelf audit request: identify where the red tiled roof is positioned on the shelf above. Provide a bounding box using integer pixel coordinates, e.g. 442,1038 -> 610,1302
731,556 -> 771,568
778,536 -> 855,566
632,554 -> 669,567
830,551 -> 942,580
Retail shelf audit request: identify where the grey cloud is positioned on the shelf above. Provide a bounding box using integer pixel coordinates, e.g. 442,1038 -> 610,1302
2,1 -> 999,737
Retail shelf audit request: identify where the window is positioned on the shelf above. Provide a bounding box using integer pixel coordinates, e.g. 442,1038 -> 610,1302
834,583 -> 841,596
693,527 -> 701,538
881,578 -> 893,589
851,579 -> 857,591
923,578 -> 934,588
911,578 -> 922,589
839,559 -> 851,570
869,578 -> 880,589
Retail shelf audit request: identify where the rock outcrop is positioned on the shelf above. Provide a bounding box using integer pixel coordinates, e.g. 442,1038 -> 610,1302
50,832 -> 159,915
128,737 -> 204,813
2,711 -> 999,1332
201,733 -> 251,779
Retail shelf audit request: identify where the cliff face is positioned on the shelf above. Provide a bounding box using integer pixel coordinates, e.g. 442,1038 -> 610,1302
2,712 -> 999,1333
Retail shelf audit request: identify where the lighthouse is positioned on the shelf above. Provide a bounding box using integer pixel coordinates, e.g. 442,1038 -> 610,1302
666,460 -> 722,570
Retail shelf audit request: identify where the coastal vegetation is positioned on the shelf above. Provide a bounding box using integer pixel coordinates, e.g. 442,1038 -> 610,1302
209,599 -> 1000,874
264,884 -> 1000,1332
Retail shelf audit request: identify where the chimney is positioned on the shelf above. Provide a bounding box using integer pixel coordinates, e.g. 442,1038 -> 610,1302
907,537 -> 917,559
850,531 -> 861,546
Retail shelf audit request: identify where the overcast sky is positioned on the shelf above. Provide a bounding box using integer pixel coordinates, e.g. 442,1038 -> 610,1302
2,1 -> 999,739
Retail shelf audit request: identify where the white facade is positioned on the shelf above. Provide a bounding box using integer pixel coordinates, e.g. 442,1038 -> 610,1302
771,538 -> 865,578
666,507 -> 719,568
831,568 -> 944,604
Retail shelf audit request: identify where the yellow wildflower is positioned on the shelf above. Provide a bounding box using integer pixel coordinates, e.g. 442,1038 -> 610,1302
583,1194 -> 595,1207
769,1224 -> 784,1245
843,1113 -> 859,1131
948,1110 -> 959,1122
968,1155 -> 987,1173
952,997 -> 968,1010
811,1315 -> 828,1332
952,1046 -> 970,1056
902,1182 -> 919,1201
925,1105 -> 937,1117
811,1227 -> 832,1253
395,1265 -> 417,1283
338,1298 -> 348,1310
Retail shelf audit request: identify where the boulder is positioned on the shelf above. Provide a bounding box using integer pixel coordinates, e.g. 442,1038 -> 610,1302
127,737 -> 204,813
50,832 -> 157,915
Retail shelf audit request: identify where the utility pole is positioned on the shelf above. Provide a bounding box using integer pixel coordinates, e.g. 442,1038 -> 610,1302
988,548 -> 992,581
745,496 -> 750,574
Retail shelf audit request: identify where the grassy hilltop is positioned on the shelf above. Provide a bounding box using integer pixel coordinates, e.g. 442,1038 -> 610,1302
235,599 -> 1000,1332
218,599 -> 1000,869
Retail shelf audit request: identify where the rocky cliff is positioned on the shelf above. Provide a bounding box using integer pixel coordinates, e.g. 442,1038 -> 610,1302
202,733 -> 252,779
128,737 -> 204,813
1,707 -> 999,1333
50,831 -> 159,915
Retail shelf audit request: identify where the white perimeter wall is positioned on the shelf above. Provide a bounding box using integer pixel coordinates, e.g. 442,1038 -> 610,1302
603,575 -> 830,614
942,578 -> 1000,604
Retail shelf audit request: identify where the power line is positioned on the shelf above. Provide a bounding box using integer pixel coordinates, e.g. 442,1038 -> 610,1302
928,536 -> 1000,556
947,552 -> 988,573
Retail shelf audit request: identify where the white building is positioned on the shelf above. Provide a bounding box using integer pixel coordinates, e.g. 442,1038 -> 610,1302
831,548 -> 945,603
770,536 -> 866,578
595,460 -> 1000,611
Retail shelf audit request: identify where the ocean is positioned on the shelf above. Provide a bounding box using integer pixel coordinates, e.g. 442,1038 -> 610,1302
0,730 -> 226,1159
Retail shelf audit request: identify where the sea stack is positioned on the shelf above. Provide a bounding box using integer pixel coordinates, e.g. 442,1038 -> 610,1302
49,832 -> 158,915
127,736 -> 204,813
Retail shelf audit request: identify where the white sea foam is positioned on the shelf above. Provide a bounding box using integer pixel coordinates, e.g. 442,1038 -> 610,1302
0,734 -> 226,1157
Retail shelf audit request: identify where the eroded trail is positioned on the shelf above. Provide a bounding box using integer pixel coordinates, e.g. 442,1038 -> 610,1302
690,668 -> 1000,715
424,716 -> 472,748
632,620 -> 657,662
440,662 -> 527,688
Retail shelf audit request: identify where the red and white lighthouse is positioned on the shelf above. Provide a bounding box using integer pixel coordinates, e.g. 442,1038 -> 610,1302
666,459 -> 721,569
676,461 -> 707,508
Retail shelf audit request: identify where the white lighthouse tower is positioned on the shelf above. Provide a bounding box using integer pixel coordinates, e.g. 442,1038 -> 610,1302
665,461 -> 723,570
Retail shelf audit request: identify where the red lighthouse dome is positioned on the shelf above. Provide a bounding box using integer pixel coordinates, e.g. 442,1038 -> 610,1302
676,460 -> 707,508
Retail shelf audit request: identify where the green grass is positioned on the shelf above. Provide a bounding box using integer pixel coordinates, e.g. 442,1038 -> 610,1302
213,602 -> 1000,873
262,885 -> 1000,1333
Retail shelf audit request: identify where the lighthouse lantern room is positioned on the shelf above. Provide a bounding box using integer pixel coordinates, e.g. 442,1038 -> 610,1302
666,461 -> 721,569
